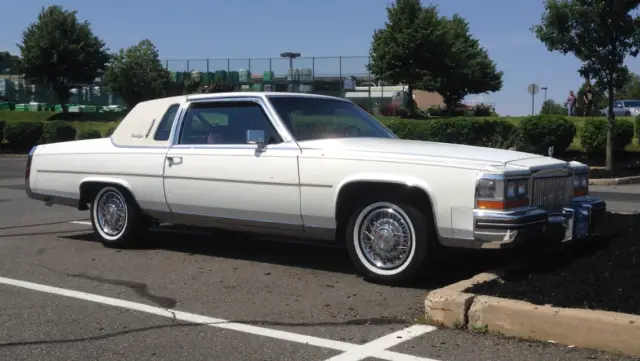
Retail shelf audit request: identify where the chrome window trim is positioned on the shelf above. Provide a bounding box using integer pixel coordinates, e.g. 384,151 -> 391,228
168,95 -> 296,147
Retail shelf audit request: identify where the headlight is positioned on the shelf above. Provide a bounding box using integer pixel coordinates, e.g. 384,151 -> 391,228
506,179 -> 528,200
573,172 -> 589,196
476,178 -> 498,198
475,175 -> 529,210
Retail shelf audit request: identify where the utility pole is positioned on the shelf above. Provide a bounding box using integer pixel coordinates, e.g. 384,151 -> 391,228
541,86 -> 548,114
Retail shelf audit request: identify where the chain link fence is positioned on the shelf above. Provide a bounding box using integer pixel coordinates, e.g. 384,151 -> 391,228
0,56 -> 420,114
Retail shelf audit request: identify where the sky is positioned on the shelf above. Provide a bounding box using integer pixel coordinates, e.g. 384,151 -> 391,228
2,0 -> 640,116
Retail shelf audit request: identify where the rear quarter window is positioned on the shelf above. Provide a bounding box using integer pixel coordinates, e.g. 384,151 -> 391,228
154,104 -> 180,141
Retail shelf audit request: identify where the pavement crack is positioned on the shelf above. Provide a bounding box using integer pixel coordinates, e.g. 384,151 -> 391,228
64,273 -> 178,309
229,316 -> 411,327
0,323 -> 203,348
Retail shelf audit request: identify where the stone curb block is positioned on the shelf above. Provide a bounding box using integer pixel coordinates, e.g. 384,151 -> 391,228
424,272 -> 500,327
589,176 -> 640,185
468,295 -> 640,357
425,271 -> 640,357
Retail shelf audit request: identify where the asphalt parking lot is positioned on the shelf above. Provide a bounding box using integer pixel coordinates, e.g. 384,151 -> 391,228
1,156 -> 639,361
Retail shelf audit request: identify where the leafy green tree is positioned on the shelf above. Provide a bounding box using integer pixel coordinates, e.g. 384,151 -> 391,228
103,39 -> 172,109
540,99 -> 568,115
18,5 -> 109,112
368,0 -> 448,115
615,72 -> 640,100
532,0 -> 640,170
420,14 -> 503,115
0,51 -> 20,74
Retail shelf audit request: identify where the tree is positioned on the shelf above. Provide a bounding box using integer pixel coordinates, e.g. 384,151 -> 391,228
532,0 -> 640,170
18,5 -> 109,112
368,0 -> 448,115
420,14 -> 503,115
541,99 -> 568,115
614,71 -> 640,99
0,51 -> 20,74
103,39 -> 173,109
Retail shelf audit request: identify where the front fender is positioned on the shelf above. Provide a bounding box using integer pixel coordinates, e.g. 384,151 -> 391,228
334,172 -> 439,218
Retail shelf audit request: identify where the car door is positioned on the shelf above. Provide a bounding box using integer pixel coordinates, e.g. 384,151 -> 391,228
162,97 -> 304,232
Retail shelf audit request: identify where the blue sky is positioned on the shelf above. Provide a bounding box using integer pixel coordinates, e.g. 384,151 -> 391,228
2,0 -> 639,115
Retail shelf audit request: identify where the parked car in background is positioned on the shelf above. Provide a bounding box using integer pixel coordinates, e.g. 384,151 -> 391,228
600,99 -> 640,116
25,92 -> 606,284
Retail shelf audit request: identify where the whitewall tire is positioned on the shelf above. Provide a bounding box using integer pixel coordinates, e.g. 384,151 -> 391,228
345,198 -> 431,284
90,185 -> 148,248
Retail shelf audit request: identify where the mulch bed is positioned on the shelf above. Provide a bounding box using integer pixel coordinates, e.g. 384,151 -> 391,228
466,212 -> 640,316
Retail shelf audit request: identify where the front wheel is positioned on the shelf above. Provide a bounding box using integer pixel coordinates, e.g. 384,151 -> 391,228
90,185 -> 148,248
345,199 -> 432,285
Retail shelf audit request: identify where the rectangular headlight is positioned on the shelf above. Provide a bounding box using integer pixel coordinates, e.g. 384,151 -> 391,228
476,175 -> 529,210
573,172 -> 589,196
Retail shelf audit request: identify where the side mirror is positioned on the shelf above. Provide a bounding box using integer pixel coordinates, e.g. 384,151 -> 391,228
246,129 -> 266,152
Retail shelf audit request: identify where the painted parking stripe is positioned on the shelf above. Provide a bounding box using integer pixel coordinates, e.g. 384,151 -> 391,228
0,276 -> 439,361
325,325 -> 438,361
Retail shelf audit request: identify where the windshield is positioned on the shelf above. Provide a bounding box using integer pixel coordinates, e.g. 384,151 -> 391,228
624,100 -> 640,107
266,95 -> 397,141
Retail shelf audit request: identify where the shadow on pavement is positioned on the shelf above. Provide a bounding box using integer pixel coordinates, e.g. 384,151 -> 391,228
60,227 -> 513,291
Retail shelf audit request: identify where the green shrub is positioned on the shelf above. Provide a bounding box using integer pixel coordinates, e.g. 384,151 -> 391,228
581,118 -> 635,154
519,115 -> 576,155
41,120 -> 77,144
0,119 -> 5,143
381,117 -> 520,149
4,121 -> 44,151
77,129 -> 103,140
635,115 -> 640,140
105,126 -> 117,137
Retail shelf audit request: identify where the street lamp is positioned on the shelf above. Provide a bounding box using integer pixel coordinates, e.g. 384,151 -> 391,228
280,52 -> 301,93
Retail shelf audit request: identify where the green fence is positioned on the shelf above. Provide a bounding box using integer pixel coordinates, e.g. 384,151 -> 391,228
0,56 -> 408,114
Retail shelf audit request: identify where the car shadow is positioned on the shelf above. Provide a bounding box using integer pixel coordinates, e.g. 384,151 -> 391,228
61,226 -> 513,291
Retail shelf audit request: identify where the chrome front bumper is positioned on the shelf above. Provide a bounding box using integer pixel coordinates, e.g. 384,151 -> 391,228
472,196 -> 607,249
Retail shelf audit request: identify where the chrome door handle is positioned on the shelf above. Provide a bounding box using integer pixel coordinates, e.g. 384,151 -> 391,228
166,157 -> 183,166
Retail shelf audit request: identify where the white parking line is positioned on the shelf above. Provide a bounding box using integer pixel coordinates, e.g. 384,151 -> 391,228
325,325 -> 438,361
0,276 -> 439,361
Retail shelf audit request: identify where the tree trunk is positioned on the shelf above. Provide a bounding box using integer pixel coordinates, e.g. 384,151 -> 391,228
54,86 -> 70,113
605,85 -> 616,171
406,84 -> 415,117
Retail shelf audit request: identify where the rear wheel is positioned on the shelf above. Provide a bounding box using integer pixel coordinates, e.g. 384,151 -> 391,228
345,197 -> 432,285
90,185 -> 148,248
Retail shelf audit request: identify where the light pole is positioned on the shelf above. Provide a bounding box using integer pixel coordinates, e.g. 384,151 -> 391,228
541,86 -> 548,113
280,52 -> 301,92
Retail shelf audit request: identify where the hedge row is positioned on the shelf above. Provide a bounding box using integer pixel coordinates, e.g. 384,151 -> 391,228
377,115 -> 638,155
0,115 -> 638,154
0,120 -> 117,151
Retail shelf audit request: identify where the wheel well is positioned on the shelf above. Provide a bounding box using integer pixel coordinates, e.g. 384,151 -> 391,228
78,182 -> 139,211
335,181 -> 436,232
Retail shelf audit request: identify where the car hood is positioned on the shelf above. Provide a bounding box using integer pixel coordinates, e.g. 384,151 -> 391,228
297,137 -> 568,168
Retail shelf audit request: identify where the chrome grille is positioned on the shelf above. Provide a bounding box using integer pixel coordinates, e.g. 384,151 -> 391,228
532,176 -> 573,211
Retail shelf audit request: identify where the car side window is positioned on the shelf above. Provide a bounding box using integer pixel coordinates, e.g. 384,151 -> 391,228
614,101 -> 623,108
178,100 -> 282,145
154,104 -> 180,141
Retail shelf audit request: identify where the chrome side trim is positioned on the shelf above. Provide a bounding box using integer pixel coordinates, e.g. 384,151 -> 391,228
145,210 -> 336,242
37,169 -> 160,178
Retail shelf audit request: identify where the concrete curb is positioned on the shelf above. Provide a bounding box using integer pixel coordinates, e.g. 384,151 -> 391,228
425,272 -> 640,356
589,175 -> 640,185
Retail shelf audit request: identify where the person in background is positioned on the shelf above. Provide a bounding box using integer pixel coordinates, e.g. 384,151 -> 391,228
583,84 -> 594,116
566,90 -> 577,116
